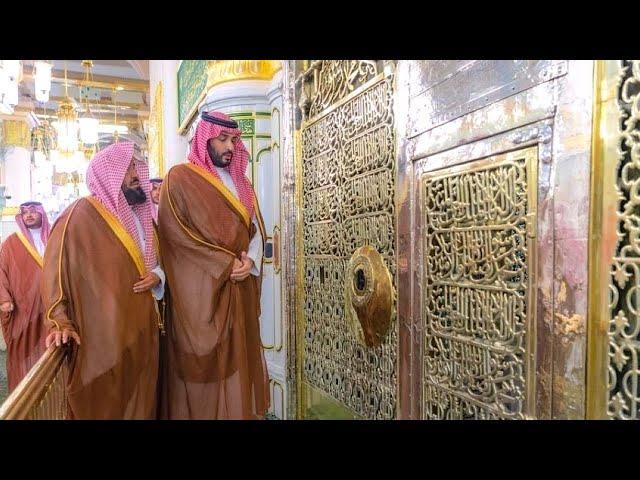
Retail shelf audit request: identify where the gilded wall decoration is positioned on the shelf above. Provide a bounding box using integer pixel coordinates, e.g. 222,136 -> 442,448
148,81 -> 165,177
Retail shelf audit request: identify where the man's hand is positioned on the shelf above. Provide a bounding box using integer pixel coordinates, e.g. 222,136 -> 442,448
133,272 -> 161,293
45,329 -> 81,348
0,302 -> 14,313
230,251 -> 254,283
233,258 -> 243,270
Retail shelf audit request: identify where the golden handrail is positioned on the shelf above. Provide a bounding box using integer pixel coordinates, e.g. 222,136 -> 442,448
0,345 -> 69,420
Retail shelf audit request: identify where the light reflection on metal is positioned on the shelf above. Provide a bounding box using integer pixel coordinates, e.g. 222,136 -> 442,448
345,245 -> 394,348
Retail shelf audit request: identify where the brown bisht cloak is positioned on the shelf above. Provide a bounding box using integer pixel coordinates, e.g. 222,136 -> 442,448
157,163 -> 269,419
0,233 -> 47,392
41,197 -> 160,419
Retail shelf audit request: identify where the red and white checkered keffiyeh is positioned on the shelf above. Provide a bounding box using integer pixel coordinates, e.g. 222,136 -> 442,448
15,202 -> 50,247
188,111 -> 255,218
86,141 -> 157,272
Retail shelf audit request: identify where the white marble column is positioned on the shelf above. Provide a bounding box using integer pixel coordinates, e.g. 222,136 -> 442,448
265,68 -> 286,418
149,61 -> 188,172
4,146 -> 31,207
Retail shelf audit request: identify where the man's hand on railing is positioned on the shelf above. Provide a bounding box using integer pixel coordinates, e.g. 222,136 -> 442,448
45,329 -> 81,348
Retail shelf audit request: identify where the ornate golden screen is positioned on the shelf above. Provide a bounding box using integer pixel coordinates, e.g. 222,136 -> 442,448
297,62 -> 397,419
421,147 -> 538,419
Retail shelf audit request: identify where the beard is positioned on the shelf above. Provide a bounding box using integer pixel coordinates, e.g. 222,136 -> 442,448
208,144 -> 232,168
123,186 -> 147,205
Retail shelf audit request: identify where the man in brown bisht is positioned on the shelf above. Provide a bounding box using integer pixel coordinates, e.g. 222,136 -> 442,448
0,201 -> 50,392
41,142 -> 166,419
158,111 -> 269,419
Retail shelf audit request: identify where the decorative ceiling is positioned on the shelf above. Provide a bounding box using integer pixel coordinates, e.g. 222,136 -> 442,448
2,60 -> 150,131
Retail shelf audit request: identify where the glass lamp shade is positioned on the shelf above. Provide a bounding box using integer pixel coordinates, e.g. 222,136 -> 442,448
79,117 -> 99,144
3,60 -> 21,81
34,61 -> 52,103
53,99 -> 79,155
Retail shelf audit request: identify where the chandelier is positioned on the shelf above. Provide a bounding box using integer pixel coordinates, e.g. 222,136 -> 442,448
52,62 -> 79,156
79,116 -> 99,145
78,60 -> 99,145
53,97 -> 79,155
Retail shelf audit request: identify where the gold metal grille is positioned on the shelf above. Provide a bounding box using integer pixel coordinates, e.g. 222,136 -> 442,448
607,60 -> 640,420
421,148 -> 538,419
299,64 -> 397,419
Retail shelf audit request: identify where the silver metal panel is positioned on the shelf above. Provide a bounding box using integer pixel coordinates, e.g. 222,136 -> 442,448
407,60 -> 568,138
